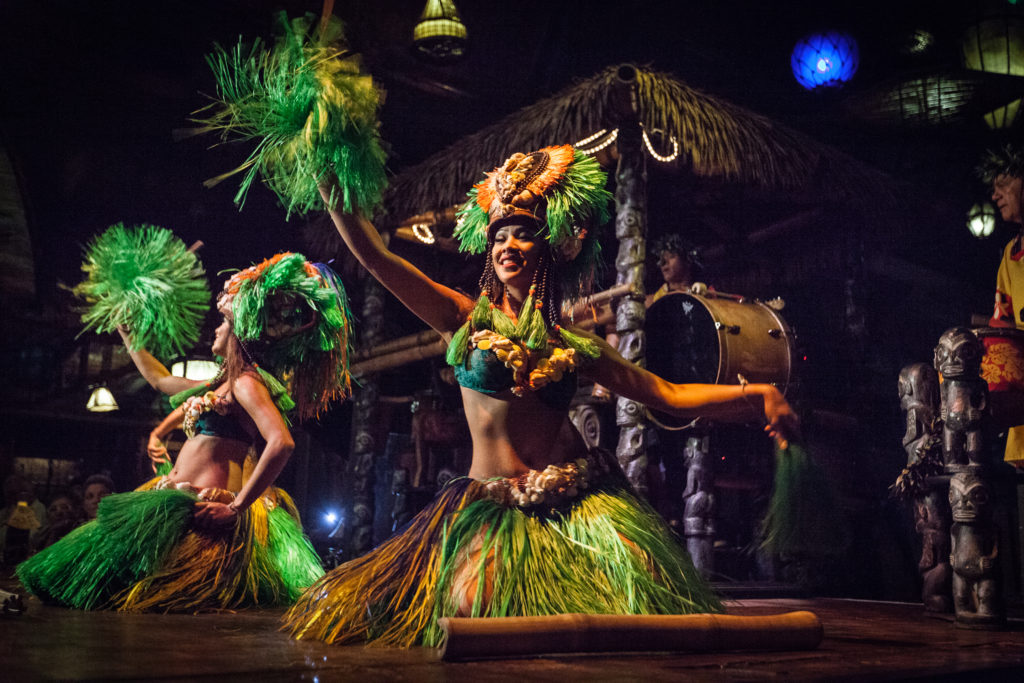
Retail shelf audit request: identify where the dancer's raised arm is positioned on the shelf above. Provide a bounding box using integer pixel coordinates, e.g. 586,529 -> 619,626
320,181 -> 472,335
117,326 -> 200,396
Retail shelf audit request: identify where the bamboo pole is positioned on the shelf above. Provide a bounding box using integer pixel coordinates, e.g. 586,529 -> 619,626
352,329 -> 443,362
565,282 -> 634,320
438,610 -> 823,661
350,338 -> 448,376
347,283 -> 634,373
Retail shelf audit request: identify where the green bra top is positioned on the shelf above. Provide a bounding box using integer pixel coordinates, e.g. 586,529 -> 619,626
194,410 -> 252,444
453,347 -> 578,409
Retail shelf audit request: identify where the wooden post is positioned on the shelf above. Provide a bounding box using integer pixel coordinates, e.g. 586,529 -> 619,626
611,65 -> 650,495
344,276 -> 387,559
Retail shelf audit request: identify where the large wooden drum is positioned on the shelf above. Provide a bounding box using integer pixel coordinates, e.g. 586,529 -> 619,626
645,291 -> 796,392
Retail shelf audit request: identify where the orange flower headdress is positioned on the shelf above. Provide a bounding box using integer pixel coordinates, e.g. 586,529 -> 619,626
453,144 -> 611,301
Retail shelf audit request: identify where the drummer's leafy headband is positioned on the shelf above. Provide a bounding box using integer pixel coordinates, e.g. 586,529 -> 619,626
454,145 -> 612,302
978,143 -> 1024,183
651,233 -> 704,270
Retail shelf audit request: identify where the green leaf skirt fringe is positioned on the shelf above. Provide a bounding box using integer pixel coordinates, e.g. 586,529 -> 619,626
284,460 -> 722,647
16,482 -> 323,611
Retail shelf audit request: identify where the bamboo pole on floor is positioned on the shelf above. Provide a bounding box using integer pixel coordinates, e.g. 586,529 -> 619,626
438,611 -> 823,661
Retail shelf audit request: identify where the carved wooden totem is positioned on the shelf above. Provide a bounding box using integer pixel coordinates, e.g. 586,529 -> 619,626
934,328 -> 987,471
681,434 -> 715,573
346,277 -> 387,559
935,327 -> 1004,628
949,471 -> 1002,628
612,122 -> 650,495
896,362 -> 950,613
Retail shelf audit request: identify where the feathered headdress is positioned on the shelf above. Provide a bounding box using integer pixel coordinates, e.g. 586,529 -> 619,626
454,145 -> 611,302
72,224 -> 210,360
190,12 -> 387,218
220,252 -> 354,422
977,143 -> 1024,183
445,146 -> 612,376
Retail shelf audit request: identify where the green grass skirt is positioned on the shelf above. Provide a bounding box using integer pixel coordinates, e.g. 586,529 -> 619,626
16,485 -> 323,611
284,468 -> 721,647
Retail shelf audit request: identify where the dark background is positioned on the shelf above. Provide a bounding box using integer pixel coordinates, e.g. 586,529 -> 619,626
0,0 -> 1004,290
0,0 -> 1017,596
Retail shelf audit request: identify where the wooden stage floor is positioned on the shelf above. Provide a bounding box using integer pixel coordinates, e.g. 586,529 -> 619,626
3,594 -> 1024,681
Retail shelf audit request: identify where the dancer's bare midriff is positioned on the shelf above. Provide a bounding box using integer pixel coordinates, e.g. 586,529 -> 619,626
462,386 -> 589,480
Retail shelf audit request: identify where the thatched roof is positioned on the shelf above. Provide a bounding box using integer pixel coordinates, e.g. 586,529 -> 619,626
376,64 -> 896,226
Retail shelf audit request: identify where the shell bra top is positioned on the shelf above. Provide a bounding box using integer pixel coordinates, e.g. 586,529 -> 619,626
453,346 -> 578,409
193,410 -> 252,444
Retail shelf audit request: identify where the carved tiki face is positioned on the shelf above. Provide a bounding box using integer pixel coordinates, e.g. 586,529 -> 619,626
934,327 -> 983,379
949,472 -> 991,523
898,362 -> 939,412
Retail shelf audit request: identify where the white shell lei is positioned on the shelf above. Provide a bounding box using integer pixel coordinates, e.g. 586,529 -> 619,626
182,391 -> 227,438
483,451 -> 611,509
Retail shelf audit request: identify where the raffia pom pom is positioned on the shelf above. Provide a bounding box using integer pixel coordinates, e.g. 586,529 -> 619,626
73,223 -> 211,360
193,12 -> 387,218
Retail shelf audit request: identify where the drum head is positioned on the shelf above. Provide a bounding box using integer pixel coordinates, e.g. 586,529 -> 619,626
645,293 -> 721,384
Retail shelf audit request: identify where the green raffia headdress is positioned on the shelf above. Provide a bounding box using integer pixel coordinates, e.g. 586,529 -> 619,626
977,143 -> 1024,183
446,145 -> 611,371
72,223 -> 210,360
172,253 -> 354,422
189,12 -> 387,218
454,145 -> 611,302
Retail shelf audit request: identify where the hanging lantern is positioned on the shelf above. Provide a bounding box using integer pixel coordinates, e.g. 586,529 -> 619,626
902,28 -> 936,57
842,71 -> 982,126
86,385 -> 119,412
791,31 -> 860,90
961,14 -> 1024,128
967,201 -> 997,238
170,358 -> 220,381
413,0 -> 467,63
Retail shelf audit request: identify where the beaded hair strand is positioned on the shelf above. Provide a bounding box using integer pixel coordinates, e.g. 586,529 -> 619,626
479,230 -> 504,304
534,252 -> 563,329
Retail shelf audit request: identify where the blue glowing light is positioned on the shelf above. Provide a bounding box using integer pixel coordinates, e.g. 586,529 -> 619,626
791,31 -> 860,90
323,511 -> 338,525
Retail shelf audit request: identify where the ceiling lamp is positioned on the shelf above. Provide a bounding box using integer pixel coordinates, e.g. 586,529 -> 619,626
902,29 -> 936,56
967,202 -> 997,238
842,72 -> 983,126
86,385 -> 119,412
413,0 -> 467,63
791,31 -> 860,90
961,14 -> 1024,128
170,358 -> 220,381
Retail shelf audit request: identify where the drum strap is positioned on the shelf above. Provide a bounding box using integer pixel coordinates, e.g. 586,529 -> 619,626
644,409 -> 703,432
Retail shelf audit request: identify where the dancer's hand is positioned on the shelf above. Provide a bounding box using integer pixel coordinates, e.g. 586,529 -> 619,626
192,501 -> 239,531
147,434 -> 171,472
760,386 -> 800,450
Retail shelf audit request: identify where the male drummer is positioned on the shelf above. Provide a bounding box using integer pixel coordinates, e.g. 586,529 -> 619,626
649,233 -> 704,304
597,233 -> 704,397
980,144 -> 1024,467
